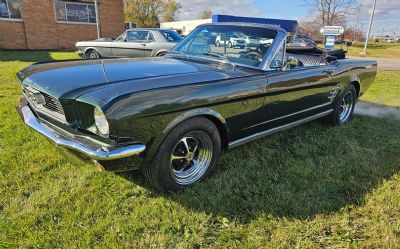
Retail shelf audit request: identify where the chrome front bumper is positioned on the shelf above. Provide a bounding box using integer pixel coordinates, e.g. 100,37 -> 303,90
17,99 -> 146,161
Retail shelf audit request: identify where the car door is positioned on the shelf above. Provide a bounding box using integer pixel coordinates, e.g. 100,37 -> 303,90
260,40 -> 340,129
112,31 -> 147,57
139,31 -> 160,57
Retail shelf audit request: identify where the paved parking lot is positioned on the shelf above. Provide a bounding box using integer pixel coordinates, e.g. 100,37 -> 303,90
349,56 -> 400,70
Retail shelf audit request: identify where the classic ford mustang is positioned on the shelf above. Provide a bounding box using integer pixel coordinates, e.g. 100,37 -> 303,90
76,28 -> 182,59
17,23 -> 377,191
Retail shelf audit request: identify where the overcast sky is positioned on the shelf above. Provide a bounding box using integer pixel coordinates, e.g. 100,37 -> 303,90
176,0 -> 400,36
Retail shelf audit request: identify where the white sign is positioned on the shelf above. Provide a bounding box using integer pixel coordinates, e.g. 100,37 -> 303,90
325,36 -> 335,49
320,26 -> 345,36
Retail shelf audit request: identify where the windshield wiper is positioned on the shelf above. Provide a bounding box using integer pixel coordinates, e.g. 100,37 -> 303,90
201,52 -> 235,68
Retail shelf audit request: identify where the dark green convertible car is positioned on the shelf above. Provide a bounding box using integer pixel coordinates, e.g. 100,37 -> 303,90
17,23 -> 377,191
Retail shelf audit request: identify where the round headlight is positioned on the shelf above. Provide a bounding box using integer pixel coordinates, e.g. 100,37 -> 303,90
94,107 -> 109,137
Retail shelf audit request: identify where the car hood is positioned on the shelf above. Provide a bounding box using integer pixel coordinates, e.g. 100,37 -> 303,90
18,57 -> 254,100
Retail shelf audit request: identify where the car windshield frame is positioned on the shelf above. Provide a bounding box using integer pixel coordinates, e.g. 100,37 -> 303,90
171,24 -> 281,70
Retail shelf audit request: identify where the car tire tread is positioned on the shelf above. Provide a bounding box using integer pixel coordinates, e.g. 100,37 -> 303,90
143,117 -> 221,192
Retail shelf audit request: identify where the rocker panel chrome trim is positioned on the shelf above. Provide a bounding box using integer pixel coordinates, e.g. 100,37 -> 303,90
243,102 -> 332,130
229,109 -> 333,149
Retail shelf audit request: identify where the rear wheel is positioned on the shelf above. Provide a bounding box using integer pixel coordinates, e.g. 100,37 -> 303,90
86,50 -> 100,59
143,117 -> 221,192
326,84 -> 357,125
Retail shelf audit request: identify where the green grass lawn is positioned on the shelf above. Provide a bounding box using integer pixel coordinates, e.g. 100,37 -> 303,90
360,70 -> 400,107
318,42 -> 400,58
346,43 -> 400,58
0,51 -> 400,248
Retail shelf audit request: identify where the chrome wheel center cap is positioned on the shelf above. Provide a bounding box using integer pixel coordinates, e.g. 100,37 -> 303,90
186,152 -> 195,161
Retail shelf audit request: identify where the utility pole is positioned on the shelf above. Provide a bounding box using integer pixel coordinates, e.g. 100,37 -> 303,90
363,0 -> 377,54
94,0 -> 101,39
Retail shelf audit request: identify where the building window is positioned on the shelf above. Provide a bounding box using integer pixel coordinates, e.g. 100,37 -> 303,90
54,0 -> 97,24
0,0 -> 22,20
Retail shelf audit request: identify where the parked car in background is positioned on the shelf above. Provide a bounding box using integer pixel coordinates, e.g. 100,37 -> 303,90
18,23 -> 377,191
259,38 -> 274,45
342,40 -> 353,46
76,28 -> 182,59
287,38 -> 317,49
215,33 -> 246,48
236,33 -> 260,47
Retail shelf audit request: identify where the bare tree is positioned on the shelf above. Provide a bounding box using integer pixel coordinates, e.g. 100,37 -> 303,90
309,0 -> 358,26
343,26 -> 364,41
198,10 -> 212,19
298,19 -> 324,40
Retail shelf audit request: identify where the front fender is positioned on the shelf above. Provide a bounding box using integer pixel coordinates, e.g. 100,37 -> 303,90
144,108 -> 230,162
163,108 -> 229,135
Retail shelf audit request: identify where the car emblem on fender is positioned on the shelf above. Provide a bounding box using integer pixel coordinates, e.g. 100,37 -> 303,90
328,83 -> 340,103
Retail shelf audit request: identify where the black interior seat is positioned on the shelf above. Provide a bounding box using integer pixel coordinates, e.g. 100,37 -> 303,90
286,53 -> 324,67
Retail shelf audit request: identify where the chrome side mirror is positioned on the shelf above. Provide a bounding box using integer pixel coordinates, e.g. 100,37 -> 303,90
282,56 -> 298,71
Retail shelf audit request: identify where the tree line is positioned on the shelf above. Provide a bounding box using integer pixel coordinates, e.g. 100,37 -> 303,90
300,0 -> 364,41
124,0 -> 212,27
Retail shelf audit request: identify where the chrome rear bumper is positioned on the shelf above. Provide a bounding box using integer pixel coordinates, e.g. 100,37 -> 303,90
17,99 -> 146,161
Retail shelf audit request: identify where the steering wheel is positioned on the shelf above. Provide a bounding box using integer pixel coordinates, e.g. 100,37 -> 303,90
241,51 -> 263,61
241,44 -> 270,61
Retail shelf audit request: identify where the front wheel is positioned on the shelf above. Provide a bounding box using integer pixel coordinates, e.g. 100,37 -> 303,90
86,50 -> 100,59
143,117 -> 221,192
326,84 -> 357,125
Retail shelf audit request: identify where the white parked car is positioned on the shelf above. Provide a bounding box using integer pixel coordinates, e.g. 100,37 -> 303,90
215,34 -> 246,48
241,35 -> 260,47
259,38 -> 274,45
76,28 -> 182,59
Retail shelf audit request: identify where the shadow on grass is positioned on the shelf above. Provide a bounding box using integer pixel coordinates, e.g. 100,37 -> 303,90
118,116 -> 400,223
355,100 -> 400,121
0,50 -> 78,62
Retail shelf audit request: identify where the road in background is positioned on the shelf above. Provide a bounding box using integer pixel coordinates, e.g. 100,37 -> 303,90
348,56 -> 400,71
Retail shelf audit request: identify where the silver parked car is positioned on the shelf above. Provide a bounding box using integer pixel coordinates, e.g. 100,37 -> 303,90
76,28 -> 183,59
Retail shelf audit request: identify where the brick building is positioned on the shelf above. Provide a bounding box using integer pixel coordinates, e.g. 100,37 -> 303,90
0,0 -> 124,50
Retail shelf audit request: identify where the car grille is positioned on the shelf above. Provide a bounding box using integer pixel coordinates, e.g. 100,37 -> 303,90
41,92 -> 65,115
23,87 -> 66,122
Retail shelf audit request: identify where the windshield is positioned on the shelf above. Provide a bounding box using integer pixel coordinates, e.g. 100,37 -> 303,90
172,25 -> 278,68
161,30 -> 183,42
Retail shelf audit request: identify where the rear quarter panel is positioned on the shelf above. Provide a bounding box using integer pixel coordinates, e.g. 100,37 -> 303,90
333,59 -> 378,97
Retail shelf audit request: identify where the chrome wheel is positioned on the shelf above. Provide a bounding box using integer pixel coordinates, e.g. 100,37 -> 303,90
339,91 -> 354,123
87,51 -> 99,59
169,131 -> 213,185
